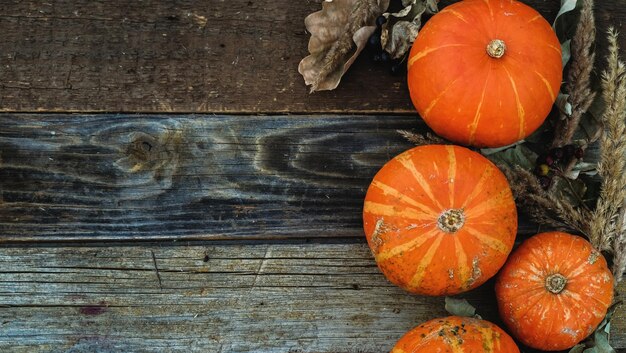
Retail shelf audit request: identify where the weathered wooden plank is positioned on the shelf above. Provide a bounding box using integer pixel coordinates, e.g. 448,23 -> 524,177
0,114 -> 547,242
0,0 -> 623,113
0,243 -> 623,353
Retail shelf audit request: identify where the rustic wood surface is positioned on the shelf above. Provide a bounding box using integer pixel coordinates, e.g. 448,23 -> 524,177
0,0 -> 623,113
1,0 -> 626,352
0,114 -> 551,242
0,243 -> 624,353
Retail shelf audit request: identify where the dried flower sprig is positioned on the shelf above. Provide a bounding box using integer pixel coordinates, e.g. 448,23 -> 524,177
397,129 -> 447,146
501,165 -> 590,234
552,0 -> 597,148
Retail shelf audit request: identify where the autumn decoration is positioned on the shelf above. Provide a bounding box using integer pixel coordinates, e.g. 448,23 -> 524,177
496,231 -> 614,351
407,0 -> 562,147
390,316 -> 520,353
363,145 -> 517,295
299,0 -> 625,352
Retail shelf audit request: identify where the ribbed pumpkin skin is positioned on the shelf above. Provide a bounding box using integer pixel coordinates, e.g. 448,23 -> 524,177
407,0 -> 562,147
495,232 -> 614,351
363,145 -> 517,295
391,316 -> 520,353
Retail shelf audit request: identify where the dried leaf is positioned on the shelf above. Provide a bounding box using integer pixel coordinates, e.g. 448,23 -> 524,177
444,297 -> 476,318
380,0 -> 438,60
483,144 -> 538,170
557,92 -> 574,116
552,0 -> 583,118
299,0 -> 390,92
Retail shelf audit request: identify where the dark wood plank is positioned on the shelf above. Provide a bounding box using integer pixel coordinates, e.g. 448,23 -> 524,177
0,114 -> 547,242
0,0 -> 623,113
0,243 -> 623,352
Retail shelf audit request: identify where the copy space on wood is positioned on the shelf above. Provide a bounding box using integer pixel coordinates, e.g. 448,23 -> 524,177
0,114 -> 549,242
0,114 -> 416,241
1,0 -> 621,113
0,243 -> 623,352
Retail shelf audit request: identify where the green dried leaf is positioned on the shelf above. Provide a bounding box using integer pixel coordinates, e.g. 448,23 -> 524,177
561,39 -> 572,68
553,0 -> 583,44
569,344 -> 586,353
483,144 -> 537,170
557,92 -> 574,116
444,297 -> 476,318
565,161 -> 598,179
552,0 -> 583,118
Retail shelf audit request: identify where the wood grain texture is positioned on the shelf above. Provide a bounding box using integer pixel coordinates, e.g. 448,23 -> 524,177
0,0 -> 622,113
0,114 -> 549,242
0,243 -> 624,353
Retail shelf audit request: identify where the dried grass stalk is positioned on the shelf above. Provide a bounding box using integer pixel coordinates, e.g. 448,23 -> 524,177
586,28 -> 626,280
552,0 -> 597,147
502,166 -> 590,234
589,28 -> 626,255
397,130 -> 447,145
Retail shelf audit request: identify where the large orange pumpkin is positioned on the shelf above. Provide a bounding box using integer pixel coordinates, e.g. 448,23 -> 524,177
363,145 -> 517,295
495,231 -> 614,351
391,316 -> 520,353
407,0 -> 562,147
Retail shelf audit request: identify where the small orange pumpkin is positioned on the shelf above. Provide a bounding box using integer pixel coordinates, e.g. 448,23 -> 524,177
391,316 -> 520,353
363,145 -> 517,295
495,231 -> 614,351
407,0 -> 562,147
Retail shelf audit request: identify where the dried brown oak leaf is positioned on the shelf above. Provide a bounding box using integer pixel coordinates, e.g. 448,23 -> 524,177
299,0 -> 389,93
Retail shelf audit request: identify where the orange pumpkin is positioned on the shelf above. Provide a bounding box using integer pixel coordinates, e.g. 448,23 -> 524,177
391,316 -> 520,353
363,145 -> 517,295
495,231 -> 614,351
407,0 -> 562,147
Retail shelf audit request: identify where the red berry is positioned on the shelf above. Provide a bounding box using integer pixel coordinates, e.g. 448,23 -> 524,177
538,176 -> 552,189
574,148 -> 584,159
550,147 -> 564,160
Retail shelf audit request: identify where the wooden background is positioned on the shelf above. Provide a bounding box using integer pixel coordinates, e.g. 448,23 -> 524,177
0,0 -> 624,352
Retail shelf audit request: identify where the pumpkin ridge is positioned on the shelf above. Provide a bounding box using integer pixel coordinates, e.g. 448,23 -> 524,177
454,236 -> 470,285
465,226 -> 510,253
409,234 -> 445,289
446,146 -> 457,207
464,187 -> 512,218
503,65 -> 526,140
469,61 -> 493,144
375,227 -> 439,262
461,165 -> 496,208
370,180 -> 439,216
421,64 -> 482,118
527,14 -> 542,23
396,153 -> 444,209
482,0 -> 494,20
407,44 -> 469,69
440,8 -> 469,24
533,70 -> 556,101
363,201 -> 434,222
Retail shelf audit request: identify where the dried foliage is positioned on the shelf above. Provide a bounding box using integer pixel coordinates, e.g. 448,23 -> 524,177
590,28 -> 626,281
552,0 -> 597,147
299,0 -> 389,92
397,129 -> 446,146
380,0 -> 438,60
502,166 -> 590,234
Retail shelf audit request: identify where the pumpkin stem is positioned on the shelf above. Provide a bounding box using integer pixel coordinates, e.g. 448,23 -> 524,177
486,39 -> 506,58
437,209 -> 465,233
545,273 -> 567,294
